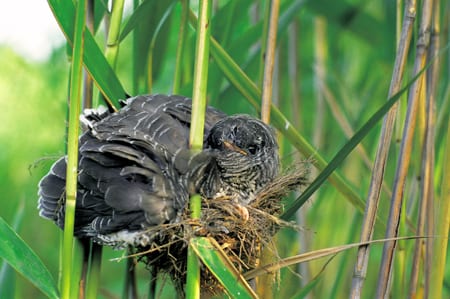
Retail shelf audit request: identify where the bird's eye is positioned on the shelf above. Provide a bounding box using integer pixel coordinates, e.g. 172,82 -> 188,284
247,144 -> 258,155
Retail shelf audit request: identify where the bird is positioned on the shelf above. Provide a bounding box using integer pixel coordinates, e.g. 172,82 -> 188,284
38,94 -> 279,247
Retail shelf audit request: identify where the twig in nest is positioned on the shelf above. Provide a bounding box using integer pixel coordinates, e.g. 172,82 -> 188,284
122,162 -> 310,296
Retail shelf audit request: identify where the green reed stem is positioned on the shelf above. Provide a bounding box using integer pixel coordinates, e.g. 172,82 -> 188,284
104,0 -> 125,69
186,1 -> 212,298
62,0 -> 86,298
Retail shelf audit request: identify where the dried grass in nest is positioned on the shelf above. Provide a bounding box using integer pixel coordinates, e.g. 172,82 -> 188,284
128,163 -> 309,294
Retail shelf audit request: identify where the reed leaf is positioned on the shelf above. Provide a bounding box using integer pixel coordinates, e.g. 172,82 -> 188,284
0,216 -> 59,299
191,237 -> 257,299
47,0 -> 126,108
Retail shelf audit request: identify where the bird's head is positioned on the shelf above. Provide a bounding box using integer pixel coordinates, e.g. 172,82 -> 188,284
204,115 -> 279,203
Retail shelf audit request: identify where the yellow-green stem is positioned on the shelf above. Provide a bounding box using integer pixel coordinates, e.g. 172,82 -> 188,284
189,0 -> 211,150
99,0 -> 124,106
104,0 -> 125,69
186,1 -> 212,298
261,0 -> 280,124
185,194 -> 203,298
62,0 -> 86,298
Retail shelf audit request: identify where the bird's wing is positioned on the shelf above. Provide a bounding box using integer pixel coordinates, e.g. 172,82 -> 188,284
38,94 -> 226,238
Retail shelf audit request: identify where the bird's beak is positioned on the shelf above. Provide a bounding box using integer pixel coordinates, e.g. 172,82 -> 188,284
222,140 -> 248,155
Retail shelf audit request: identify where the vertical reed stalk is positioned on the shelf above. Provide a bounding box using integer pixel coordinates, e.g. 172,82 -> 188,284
189,0 -> 211,150
186,1 -> 212,297
426,1 -> 444,298
375,0 -> 434,297
62,0 -> 86,298
257,1 -> 280,296
350,1 -> 416,297
104,0 -> 125,69
408,92 -> 432,297
261,0 -> 280,124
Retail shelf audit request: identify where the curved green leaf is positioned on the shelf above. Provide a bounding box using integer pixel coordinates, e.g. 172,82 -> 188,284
281,83 -> 409,220
281,49 -> 444,220
190,237 -> 257,299
119,0 -> 176,93
0,201 -> 24,298
47,0 -> 127,108
0,217 -> 59,299
119,0 -> 176,42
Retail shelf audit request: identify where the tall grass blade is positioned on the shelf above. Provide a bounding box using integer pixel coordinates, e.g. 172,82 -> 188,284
47,0 -> 126,108
121,0 -> 176,94
61,0 -> 86,298
375,1 -> 435,296
244,236 -> 423,281
0,216 -> 59,299
119,0 -> 177,42
190,237 -> 257,299
282,60 -> 433,221
0,201 -> 25,298
147,1 -> 176,92
350,1 -> 416,296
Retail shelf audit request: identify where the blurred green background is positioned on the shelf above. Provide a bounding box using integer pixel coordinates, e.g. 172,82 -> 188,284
1,0 -> 449,298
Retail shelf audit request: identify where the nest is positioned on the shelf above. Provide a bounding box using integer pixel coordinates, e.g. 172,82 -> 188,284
124,163 -> 309,296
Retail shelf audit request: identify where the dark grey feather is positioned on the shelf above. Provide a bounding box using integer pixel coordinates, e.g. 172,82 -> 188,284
38,94 -> 279,246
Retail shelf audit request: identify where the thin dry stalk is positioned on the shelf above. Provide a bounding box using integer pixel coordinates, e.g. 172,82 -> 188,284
409,1 -> 440,294
408,74 -> 434,297
258,1 -> 280,297
261,0 -> 280,124
350,1 -> 417,297
423,105 -> 435,297
375,0 -> 435,297
424,1 -> 442,298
